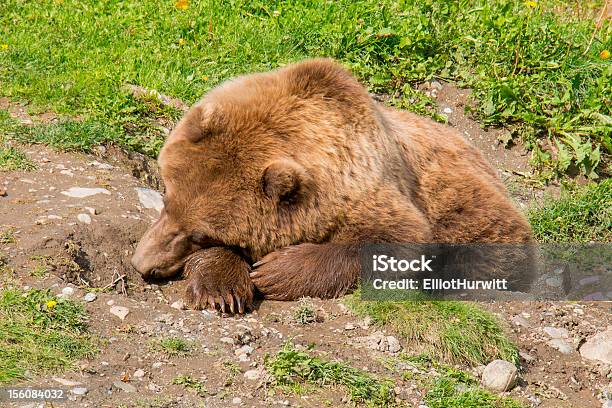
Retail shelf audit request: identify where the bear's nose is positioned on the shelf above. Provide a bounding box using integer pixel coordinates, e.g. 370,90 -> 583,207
130,253 -> 152,276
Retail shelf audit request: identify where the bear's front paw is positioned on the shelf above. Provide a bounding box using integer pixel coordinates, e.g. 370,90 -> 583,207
183,247 -> 254,314
250,245 -> 315,300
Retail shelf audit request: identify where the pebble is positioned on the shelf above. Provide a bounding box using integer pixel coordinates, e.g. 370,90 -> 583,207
71,387 -> 88,396
547,338 -> 574,354
344,323 -> 356,330
481,360 -> 518,392
53,377 -> 82,386
61,187 -> 110,198
135,187 -> 164,212
61,287 -> 75,297
133,369 -> 146,378
244,369 -> 262,381
543,326 -> 569,339
77,213 -> 92,224
232,397 -> 242,405
83,292 -> 97,302
386,336 -> 401,353
84,206 -> 97,215
107,299 -> 115,306
110,306 -> 130,320
443,107 -> 453,114
113,381 -> 136,393
579,328 -> 612,365
511,315 -> 531,327
235,345 -> 254,356
171,300 -> 185,310
220,336 -> 235,345
152,362 -> 163,369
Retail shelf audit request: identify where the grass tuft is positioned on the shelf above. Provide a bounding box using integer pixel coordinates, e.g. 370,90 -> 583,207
0,288 -> 97,383
149,336 -> 194,357
266,343 -> 395,407
528,179 -> 612,242
0,143 -> 35,171
345,292 -> 519,366
171,375 -> 207,397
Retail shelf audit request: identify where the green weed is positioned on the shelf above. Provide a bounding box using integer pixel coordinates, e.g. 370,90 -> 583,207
149,336 -> 194,357
171,375 -> 207,397
0,0 -> 608,175
0,143 -> 35,171
266,343 -> 395,407
0,288 -> 97,383
345,292 -> 519,366
528,179 -> 612,242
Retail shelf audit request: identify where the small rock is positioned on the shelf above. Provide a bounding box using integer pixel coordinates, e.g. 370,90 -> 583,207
603,399 -> 612,408
113,381 -> 136,393
147,382 -> 161,392
430,80 -> 443,90
83,292 -> 97,302
520,351 -> 535,363
152,362 -> 163,369
110,306 -> 130,320
61,287 -> 75,297
511,315 -> 531,327
0,187 -> 6,197
442,107 -> 453,114
133,369 -> 146,378
244,369 -> 262,381
220,336 -> 235,345
53,377 -> 82,386
107,299 -> 115,306
235,345 -> 254,356
481,360 -> 518,392
543,326 -> 569,339
71,387 -> 88,396
547,338 -> 574,354
344,323 -> 356,330
135,187 -> 164,212
61,187 -> 110,198
171,300 -> 185,310
579,328 -> 612,365
232,397 -> 242,405
386,336 -> 401,353
238,354 -> 249,362
84,206 -> 97,215
60,169 -> 74,177
77,213 -> 92,224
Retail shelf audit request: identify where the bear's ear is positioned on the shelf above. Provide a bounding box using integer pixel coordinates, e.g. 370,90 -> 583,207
262,159 -> 311,204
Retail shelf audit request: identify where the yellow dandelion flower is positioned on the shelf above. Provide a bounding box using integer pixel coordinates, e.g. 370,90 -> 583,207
202,75 -> 209,81
178,38 -> 185,46
525,1 -> 537,8
1,44 -> 8,50
600,50 -> 610,60
175,0 -> 188,10
46,300 -> 57,309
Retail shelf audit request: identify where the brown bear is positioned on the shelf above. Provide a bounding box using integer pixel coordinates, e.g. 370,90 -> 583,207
130,59 -> 533,312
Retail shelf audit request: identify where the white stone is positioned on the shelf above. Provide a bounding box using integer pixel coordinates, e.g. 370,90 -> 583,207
548,339 -> 574,354
232,397 -> 242,405
135,187 -> 164,212
71,387 -> 88,395
580,328 -> 612,365
481,360 -> 518,392
61,187 -> 110,198
113,381 -> 136,393
386,336 -> 401,353
171,300 -> 185,310
77,213 -> 91,224
443,107 -> 453,114
220,336 -> 235,345
543,326 -> 569,339
61,287 -> 75,297
83,292 -> 97,302
244,369 -> 262,381
235,345 -> 254,356
152,362 -> 163,369
133,369 -> 146,378
110,305 -> 130,320
53,377 -> 82,386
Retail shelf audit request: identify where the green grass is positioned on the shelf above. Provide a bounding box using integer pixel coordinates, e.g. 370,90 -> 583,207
0,0 -> 609,175
266,343 -> 395,407
294,298 -> 317,325
149,336 -> 194,357
0,227 -> 16,244
171,374 -> 207,397
528,179 -> 612,242
0,288 -> 97,383
0,142 -> 35,171
345,292 -> 519,366
391,354 -> 524,408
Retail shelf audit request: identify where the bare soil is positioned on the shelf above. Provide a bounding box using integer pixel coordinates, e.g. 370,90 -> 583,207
0,86 -> 610,407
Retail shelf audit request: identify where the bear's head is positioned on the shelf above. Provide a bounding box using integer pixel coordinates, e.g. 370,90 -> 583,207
131,59 -> 382,279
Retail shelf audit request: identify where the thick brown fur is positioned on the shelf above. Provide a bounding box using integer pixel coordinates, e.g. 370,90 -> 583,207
131,58 -> 533,310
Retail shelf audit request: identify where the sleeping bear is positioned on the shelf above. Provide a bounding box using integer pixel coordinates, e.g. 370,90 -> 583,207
131,59 -> 533,313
